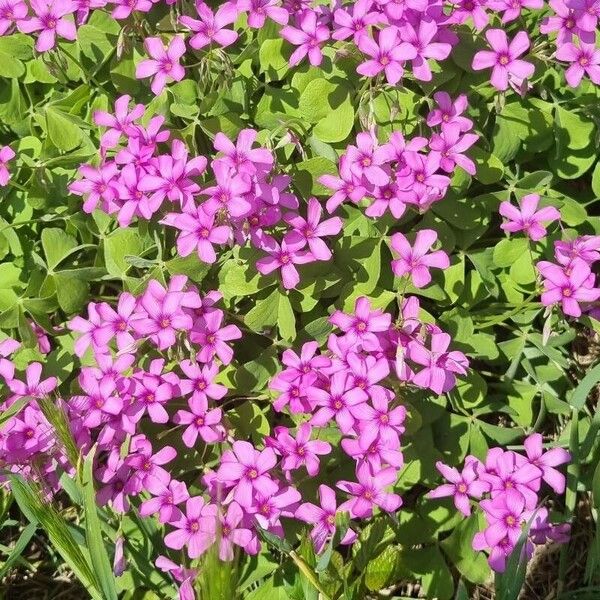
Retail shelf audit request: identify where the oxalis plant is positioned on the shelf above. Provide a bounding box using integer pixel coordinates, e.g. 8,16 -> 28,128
0,0 -> 600,599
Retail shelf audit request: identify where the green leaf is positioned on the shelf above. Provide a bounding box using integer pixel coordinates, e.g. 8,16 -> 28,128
441,514 -> 490,584
0,396 -> 29,428
54,273 -> 89,314
104,229 -> 143,278
294,157 -> 337,197
570,362 -> 600,410
492,238 -> 530,269
45,107 -> 83,151
470,146 -> 504,184
81,447 -> 119,600
592,162 -> 600,199
277,293 -> 296,341
41,228 -> 78,271
364,545 -> 405,592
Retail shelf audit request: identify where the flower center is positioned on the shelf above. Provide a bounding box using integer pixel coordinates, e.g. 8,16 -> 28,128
562,287 -> 572,297
248,468 -> 258,479
415,172 -> 425,183
160,318 -> 171,328
326,514 -> 336,525
498,54 -> 509,66
579,56 -> 590,66
506,515 -> 516,526
457,483 -> 467,493
200,228 -> 211,238
280,253 -> 291,264
195,416 -> 204,426
190,521 -> 199,532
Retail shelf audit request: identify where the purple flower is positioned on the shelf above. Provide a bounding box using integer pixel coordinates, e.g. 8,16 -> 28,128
332,0 -> 383,42
426,92 -> 473,131
136,36 -> 186,96
499,193 -> 561,241
69,163 -> 121,214
0,0 -> 28,36
471,29 -> 535,91
296,484 -> 356,553
319,155 -> 368,213
329,296 -> 392,350
7,362 -> 57,400
125,440 -> 177,494
201,161 -> 252,217
213,129 -> 274,176
179,359 -> 227,403
399,18 -> 452,81
280,9 -> 330,67
540,0 -> 584,45
270,423 -> 331,477
190,309 -> 242,365
390,229 -> 450,288
337,462 -> 402,518
110,0 -> 151,20
488,0 -> 543,23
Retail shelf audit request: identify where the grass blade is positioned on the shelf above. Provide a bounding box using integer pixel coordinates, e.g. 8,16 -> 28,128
80,446 -> 119,600
0,521 -> 37,580
8,474 -> 103,600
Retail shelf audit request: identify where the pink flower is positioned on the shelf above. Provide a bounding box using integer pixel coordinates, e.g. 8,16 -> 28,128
217,502 -> 254,560
93,95 -> 145,152
540,0 -> 583,45
139,479 -> 189,523
70,370 -> 122,428
356,26 -> 417,85
270,423 -> 332,476
329,296 -> 392,350
346,131 -> 390,187
7,362 -> 57,400
399,18 -> 452,81
337,463 -> 401,518
162,206 -> 230,264
69,163 -> 121,214
216,441 -> 278,507
471,29 -> 535,91
554,235 -> 600,266
96,292 -> 139,352
319,155 -> 368,213
179,360 -> 227,403
18,0 -> 77,52
133,285 -> 193,350
556,41 -> 600,87
449,0 -> 489,30
284,198 -> 342,261
390,230 -> 450,288
499,193 -> 561,241
332,0 -> 383,42
310,372 -> 369,434
256,232 -> 313,289
488,0 -> 543,23
213,129 -> 274,176
428,123 -> 478,174
280,9 -> 330,67
238,0 -> 288,28
136,36 -> 186,96
408,332 -> 469,394
180,2 -> 238,49
537,258 -> 600,317
0,145 -> 15,187
523,433 -> 570,494
125,441 -> 177,493
190,310 -> 241,365
164,496 -> 217,559
201,161 -> 252,217
174,396 -> 224,447
426,92 -> 473,131
0,338 -> 19,382
0,0 -> 28,36
110,0 -> 151,20
428,460 -> 488,516
296,484 -> 356,553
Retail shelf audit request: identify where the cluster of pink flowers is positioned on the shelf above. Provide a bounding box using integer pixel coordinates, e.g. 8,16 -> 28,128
0,276 -> 472,594
499,194 -> 600,319
70,96 -> 343,289
429,434 -> 571,572
321,92 -> 475,279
